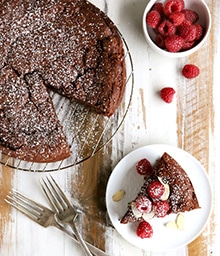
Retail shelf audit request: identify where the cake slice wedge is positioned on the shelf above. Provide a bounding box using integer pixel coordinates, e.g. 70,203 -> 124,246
0,67 -> 71,163
120,152 -> 200,224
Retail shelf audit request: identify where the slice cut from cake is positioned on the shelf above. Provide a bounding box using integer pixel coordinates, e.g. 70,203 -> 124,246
120,152 -> 200,224
0,67 -> 71,163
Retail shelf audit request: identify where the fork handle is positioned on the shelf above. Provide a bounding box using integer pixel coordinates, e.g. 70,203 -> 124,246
56,224 -> 108,256
68,221 -> 93,256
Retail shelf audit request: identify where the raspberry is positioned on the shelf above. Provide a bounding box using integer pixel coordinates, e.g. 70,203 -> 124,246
136,158 -> 153,176
164,35 -> 184,52
181,9 -> 199,23
182,40 -> 195,51
155,34 -> 165,49
180,19 -> 192,26
169,11 -> 185,26
160,87 -> 176,103
135,195 -> 152,214
163,0 -> 185,16
136,221 -> 153,239
151,2 -> 164,17
146,10 -> 161,28
194,23 -> 204,41
158,20 -> 176,37
178,24 -> 197,42
147,181 -> 165,199
153,200 -> 170,218
182,64 -> 200,78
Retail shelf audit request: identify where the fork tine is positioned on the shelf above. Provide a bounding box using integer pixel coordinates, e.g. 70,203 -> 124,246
41,176 -> 66,213
41,177 -> 60,212
48,175 -> 73,208
10,190 -> 45,213
5,192 -> 44,224
41,176 -> 82,216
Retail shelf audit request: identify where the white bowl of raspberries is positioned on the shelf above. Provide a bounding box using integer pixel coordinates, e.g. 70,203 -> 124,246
143,0 -> 211,57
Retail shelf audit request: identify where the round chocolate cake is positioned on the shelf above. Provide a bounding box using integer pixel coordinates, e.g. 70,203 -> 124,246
0,0 -> 126,162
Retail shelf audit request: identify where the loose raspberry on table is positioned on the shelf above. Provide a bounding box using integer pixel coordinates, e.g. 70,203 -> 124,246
160,87 -> 176,103
165,35 -> 184,52
163,0 -> 185,16
135,195 -> 153,214
158,20 -> 176,37
136,158 -> 153,176
136,221 -> 153,239
147,181 -> 165,199
146,10 -> 161,29
153,200 -> 170,218
182,64 -> 200,78
181,9 -> 199,24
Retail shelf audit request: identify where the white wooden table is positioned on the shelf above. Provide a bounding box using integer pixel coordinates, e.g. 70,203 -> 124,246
0,0 -> 219,255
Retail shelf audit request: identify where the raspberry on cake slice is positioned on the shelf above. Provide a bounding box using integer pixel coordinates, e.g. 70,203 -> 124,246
120,152 -> 200,224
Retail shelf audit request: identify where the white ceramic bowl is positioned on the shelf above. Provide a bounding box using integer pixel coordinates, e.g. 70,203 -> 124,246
142,0 -> 211,58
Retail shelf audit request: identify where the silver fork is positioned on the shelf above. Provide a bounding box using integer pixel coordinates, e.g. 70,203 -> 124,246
41,175 -> 93,256
5,190 -> 109,256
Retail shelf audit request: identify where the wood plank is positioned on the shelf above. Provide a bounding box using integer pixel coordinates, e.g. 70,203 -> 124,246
0,159 -> 14,247
177,8 -> 215,253
67,148 -> 112,252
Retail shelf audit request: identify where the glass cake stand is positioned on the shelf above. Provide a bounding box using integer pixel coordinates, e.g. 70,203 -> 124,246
0,36 -> 134,172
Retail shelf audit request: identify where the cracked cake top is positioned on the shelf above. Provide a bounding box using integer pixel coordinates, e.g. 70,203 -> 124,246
0,0 -> 126,162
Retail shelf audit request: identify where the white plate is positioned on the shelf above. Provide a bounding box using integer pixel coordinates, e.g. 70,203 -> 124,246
106,144 -> 212,251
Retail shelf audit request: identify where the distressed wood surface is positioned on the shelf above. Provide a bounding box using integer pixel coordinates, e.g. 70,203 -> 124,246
0,0 -> 219,255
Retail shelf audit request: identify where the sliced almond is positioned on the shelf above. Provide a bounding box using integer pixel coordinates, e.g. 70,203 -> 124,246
160,183 -> 170,201
176,213 -> 185,230
158,176 -> 170,201
112,189 -> 125,202
142,210 -> 155,221
165,221 -> 178,229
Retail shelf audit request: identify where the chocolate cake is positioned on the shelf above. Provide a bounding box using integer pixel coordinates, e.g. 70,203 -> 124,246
0,67 -> 71,162
120,152 -> 200,224
0,0 -> 126,162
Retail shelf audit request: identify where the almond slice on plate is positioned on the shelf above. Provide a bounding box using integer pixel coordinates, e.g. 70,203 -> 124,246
165,221 -> 178,229
165,214 -> 185,230
176,213 -> 185,230
112,189 -> 125,202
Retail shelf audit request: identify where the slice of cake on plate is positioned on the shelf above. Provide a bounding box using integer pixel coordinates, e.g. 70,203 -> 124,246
120,152 -> 200,224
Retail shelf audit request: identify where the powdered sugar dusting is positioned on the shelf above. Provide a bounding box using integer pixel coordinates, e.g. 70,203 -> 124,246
121,152 -> 200,224
0,0 -> 127,164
